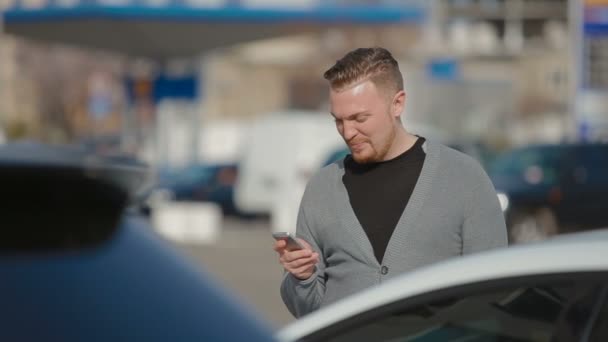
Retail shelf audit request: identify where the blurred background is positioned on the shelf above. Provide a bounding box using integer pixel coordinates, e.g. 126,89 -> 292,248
1,0 -> 608,329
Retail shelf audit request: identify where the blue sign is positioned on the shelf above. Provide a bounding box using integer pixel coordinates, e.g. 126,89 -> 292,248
576,2 -> 608,142
583,3 -> 608,90
426,58 -> 460,81
125,73 -> 198,104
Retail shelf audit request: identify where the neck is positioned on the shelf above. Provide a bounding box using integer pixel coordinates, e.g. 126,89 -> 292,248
381,127 -> 418,161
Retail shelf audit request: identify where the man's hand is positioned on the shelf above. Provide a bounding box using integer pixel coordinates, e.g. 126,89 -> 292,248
274,238 -> 319,280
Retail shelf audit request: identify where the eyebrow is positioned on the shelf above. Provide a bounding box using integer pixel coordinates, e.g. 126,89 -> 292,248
330,111 -> 370,120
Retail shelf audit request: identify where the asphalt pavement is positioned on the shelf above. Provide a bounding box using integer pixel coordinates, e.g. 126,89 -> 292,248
174,216 -> 295,330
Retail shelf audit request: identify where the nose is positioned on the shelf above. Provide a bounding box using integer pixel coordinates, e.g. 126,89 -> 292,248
342,121 -> 357,141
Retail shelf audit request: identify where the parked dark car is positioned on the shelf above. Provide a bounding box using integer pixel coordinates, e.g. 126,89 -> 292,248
489,142 -> 608,243
143,163 -> 245,216
0,143 -> 275,341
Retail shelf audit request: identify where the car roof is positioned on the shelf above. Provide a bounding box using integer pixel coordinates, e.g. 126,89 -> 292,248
0,143 -> 276,341
278,229 -> 608,341
0,142 -> 148,195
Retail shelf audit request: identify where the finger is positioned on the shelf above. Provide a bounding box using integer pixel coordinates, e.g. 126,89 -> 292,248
280,251 -> 319,268
274,243 -> 289,257
282,249 -> 313,262
281,253 -> 313,269
282,251 -> 318,264
286,254 -> 318,269
285,252 -> 319,266
293,263 -> 317,277
273,239 -> 286,251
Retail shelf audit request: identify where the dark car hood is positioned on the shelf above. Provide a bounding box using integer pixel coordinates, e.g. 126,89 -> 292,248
0,216 -> 275,341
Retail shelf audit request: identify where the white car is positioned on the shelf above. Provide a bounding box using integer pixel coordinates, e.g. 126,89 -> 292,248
278,229 -> 608,342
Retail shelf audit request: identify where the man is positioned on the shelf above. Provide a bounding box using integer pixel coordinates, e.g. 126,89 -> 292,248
274,47 -> 507,318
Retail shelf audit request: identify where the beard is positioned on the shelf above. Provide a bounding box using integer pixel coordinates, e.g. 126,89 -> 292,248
350,125 -> 396,164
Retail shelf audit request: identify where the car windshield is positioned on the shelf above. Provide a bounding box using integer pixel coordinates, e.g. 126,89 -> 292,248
489,146 -> 563,185
321,280 -> 606,342
176,165 -> 215,184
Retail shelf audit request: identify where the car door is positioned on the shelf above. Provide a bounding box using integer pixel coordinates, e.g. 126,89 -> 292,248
298,272 -> 608,342
559,144 -> 608,229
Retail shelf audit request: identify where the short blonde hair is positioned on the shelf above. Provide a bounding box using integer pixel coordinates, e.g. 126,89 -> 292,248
323,47 -> 403,94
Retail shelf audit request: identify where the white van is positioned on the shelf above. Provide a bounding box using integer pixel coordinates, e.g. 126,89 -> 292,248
234,111 -> 344,232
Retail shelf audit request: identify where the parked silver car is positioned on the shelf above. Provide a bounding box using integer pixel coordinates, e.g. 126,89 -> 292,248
278,229 -> 608,342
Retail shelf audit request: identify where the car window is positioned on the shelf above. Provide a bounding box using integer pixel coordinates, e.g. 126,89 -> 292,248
490,147 -> 563,186
173,166 -> 215,185
572,145 -> 608,186
303,274 -> 608,342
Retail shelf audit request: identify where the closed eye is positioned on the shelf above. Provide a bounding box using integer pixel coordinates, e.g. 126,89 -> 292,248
355,115 -> 368,123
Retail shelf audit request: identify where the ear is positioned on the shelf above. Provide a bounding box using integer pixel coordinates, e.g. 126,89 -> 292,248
391,90 -> 406,118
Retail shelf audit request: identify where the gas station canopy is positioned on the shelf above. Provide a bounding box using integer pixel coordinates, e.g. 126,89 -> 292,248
2,1 -> 426,59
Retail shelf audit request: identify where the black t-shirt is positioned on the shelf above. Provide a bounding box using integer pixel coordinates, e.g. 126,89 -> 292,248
343,137 -> 426,263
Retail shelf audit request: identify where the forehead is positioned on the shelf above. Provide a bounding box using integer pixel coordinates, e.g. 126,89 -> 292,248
345,82 -> 368,96
331,78 -> 375,94
329,80 -> 384,118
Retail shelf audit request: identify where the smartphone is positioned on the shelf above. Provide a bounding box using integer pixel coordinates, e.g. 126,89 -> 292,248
272,232 -> 305,251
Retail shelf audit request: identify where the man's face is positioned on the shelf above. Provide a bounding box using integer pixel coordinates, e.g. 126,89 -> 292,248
330,80 -> 400,164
